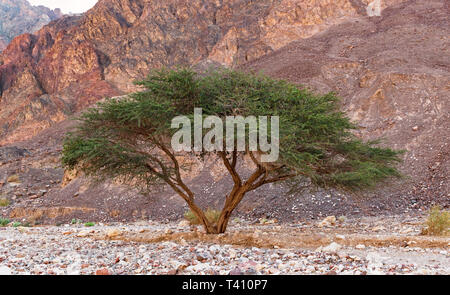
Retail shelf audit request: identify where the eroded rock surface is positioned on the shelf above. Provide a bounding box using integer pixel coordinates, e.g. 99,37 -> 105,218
0,0 -> 407,144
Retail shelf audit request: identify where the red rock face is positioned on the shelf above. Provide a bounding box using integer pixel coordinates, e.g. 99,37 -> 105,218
0,14 -> 119,143
0,0 -> 410,144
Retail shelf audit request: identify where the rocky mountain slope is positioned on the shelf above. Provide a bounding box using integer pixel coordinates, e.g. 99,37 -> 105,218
0,0 -> 406,144
0,0 -> 62,51
0,0 -> 448,224
245,0 -> 449,204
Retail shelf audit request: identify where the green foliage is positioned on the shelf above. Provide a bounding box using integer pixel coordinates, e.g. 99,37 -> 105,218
11,221 -> 22,227
0,218 -> 10,227
422,206 -> 450,236
62,68 -> 402,192
84,222 -> 95,227
0,198 -> 10,207
71,218 -> 83,225
10,221 -> 31,228
184,208 -> 221,225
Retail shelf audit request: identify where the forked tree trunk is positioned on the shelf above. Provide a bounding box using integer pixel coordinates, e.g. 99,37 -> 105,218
184,189 -> 246,234
177,155 -> 263,234
216,208 -> 233,234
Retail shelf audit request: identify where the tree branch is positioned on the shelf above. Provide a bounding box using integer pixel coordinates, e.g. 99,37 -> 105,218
231,150 -> 237,170
157,142 -> 195,200
220,151 -> 241,186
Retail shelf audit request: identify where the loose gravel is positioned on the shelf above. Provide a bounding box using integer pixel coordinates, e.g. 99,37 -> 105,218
0,220 -> 448,275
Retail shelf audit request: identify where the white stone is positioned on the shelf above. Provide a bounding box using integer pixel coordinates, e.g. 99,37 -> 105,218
186,263 -> 209,273
228,248 -> 237,259
321,242 -> 342,253
178,220 -> 190,227
76,230 -> 90,237
367,0 -> 381,17
0,266 -> 12,275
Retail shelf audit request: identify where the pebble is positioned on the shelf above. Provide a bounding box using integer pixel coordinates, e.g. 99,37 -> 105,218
320,242 -> 342,253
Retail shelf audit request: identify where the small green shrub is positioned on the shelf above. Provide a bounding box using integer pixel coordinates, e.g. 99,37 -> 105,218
10,221 -> 31,228
0,218 -> 10,226
183,210 -> 197,224
205,209 -> 221,225
184,208 -> 221,225
12,221 -> 22,227
71,218 -> 82,225
0,198 -> 10,207
422,206 -> 450,236
84,222 -> 95,227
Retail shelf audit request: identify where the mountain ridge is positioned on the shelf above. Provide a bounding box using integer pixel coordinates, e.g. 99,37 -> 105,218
0,0 -> 62,51
0,0 -> 406,144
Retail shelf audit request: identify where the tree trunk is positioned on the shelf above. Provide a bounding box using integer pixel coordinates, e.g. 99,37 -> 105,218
216,207 -> 232,234
216,188 -> 247,234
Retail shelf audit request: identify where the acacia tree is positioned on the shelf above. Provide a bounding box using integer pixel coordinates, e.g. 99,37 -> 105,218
62,68 -> 402,234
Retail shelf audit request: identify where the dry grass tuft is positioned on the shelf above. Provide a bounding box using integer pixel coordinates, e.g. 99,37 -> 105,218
422,206 -> 450,236
7,174 -> 20,183
184,208 -> 221,225
0,198 -> 10,207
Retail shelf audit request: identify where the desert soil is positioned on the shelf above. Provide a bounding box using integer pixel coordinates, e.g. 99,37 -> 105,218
0,214 -> 448,275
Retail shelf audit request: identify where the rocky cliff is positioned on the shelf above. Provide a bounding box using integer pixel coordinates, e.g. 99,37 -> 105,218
0,0 -> 407,144
0,0 -> 62,51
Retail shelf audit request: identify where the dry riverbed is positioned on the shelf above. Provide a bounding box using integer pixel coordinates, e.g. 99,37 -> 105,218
0,215 -> 448,275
